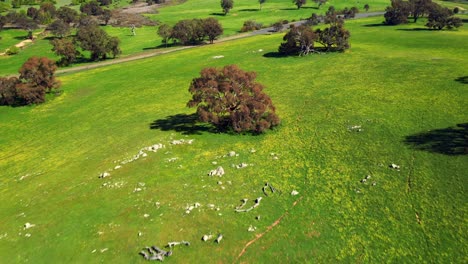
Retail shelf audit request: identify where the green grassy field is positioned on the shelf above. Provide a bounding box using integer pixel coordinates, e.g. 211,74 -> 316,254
0,11 -> 467,264
0,0 -> 430,76
1,0 -> 467,76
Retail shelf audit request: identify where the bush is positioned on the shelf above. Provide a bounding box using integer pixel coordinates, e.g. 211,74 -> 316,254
6,46 -> 20,55
271,21 -> 284,32
240,20 -> 262,32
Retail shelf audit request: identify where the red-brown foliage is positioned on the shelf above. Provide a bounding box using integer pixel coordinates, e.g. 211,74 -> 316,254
19,57 -> 60,93
188,65 -> 280,133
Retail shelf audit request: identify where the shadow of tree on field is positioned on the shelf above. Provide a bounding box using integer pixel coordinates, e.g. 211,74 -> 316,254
280,6 -> 317,10
210,12 -> 226,16
363,23 -> 389,27
239,8 -> 259,12
397,28 -> 433,31
150,113 -> 218,135
455,76 -> 468,84
263,52 -> 288,58
404,123 -> 468,155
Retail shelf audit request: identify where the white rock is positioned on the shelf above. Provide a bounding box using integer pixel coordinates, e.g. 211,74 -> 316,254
202,234 -> 213,241
228,151 -> 236,157
143,214 -> 149,218
99,172 -> 110,178
25,233 -> 31,237
114,165 -> 121,170
291,190 -> 299,196
24,223 -> 35,229
248,225 -> 256,232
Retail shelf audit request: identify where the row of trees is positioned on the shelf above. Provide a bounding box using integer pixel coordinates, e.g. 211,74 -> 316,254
384,0 -> 462,29
0,3 -> 121,64
158,18 -> 223,45
0,57 -> 60,106
279,6 -> 351,55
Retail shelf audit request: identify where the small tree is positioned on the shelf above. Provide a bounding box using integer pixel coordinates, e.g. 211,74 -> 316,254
384,0 -> 411,25
171,19 -> 196,45
293,0 -> 306,9
100,9 -> 112,25
203,17 -> 223,43
157,23 -> 172,46
306,13 -> 322,26
56,6 -> 79,24
187,65 -> 280,133
409,0 -> 433,22
259,0 -> 265,10
51,37 -> 79,66
75,23 -> 120,60
316,25 -> 350,51
364,4 -> 370,12
19,56 -> 60,93
240,20 -> 262,32
27,7 -> 39,20
279,25 -> 317,55
48,19 -> 70,38
80,1 -> 103,16
221,0 -> 233,15
426,4 -> 462,30
314,0 -> 327,9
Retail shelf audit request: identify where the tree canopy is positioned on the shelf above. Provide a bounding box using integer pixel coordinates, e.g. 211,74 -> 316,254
187,65 -> 280,133
221,0 -> 233,15
0,57 -> 60,106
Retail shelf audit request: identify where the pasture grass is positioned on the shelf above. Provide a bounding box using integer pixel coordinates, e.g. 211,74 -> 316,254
1,0 -> 466,76
0,12 -> 467,264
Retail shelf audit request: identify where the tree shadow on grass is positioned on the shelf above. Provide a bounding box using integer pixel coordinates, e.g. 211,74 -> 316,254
150,113 -> 219,135
239,8 -> 259,12
403,123 -> 468,155
280,6 -> 317,10
263,52 -> 288,58
210,12 -> 226,16
143,42 -> 179,50
363,23 -> 389,27
397,28 -> 433,31
455,76 -> 468,84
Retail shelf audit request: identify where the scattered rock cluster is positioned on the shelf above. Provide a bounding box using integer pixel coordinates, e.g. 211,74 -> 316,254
235,197 -> 263,213
98,143 -> 166,178
348,125 -> 363,132
185,203 -> 201,214
139,246 -> 172,262
208,166 -> 225,177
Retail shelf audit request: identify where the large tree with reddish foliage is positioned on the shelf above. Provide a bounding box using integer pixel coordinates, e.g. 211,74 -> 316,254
19,57 -> 60,93
187,65 -> 280,133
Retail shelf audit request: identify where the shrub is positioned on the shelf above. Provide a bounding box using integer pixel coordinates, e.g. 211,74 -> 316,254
240,20 -> 262,32
6,46 -> 20,55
